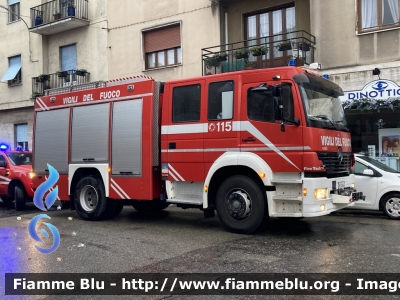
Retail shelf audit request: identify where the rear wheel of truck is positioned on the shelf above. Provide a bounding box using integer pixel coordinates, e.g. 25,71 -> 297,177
14,185 -> 26,211
132,200 -> 169,212
1,196 -> 14,203
105,200 -> 124,219
216,175 -> 266,234
74,176 -> 108,221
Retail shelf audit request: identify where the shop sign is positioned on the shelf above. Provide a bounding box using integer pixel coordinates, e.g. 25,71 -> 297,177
339,79 -> 400,101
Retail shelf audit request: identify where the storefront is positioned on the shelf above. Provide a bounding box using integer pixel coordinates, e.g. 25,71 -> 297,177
341,79 -> 400,170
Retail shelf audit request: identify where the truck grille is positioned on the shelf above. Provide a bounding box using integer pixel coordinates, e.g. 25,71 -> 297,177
317,152 -> 351,175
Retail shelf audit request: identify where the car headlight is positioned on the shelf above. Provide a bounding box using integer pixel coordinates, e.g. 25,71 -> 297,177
28,172 -> 35,179
314,188 -> 328,200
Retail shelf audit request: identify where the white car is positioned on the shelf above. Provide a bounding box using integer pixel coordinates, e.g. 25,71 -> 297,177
350,154 -> 400,219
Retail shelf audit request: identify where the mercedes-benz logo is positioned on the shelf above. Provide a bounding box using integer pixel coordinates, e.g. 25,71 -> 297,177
337,147 -> 343,163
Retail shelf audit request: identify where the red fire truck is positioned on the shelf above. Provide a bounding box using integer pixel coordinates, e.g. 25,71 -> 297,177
32,67 -> 364,233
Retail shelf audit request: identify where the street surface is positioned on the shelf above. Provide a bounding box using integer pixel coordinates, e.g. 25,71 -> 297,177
0,201 -> 399,299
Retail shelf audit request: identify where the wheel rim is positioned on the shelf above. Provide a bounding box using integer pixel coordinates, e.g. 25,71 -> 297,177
386,197 -> 400,218
79,185 -> 99,212
224,189 -> 252,220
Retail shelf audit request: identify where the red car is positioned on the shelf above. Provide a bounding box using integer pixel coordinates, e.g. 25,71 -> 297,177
0,145 -> 35,210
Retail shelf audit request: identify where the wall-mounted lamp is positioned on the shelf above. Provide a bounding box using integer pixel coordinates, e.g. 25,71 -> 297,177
372,68 -> 381,79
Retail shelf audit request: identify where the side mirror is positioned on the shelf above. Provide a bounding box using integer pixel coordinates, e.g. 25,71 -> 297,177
362,169 -> 374,176
0,161 -> 6,168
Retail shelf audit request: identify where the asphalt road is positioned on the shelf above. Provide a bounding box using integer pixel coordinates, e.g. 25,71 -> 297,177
1,201 -> 399,300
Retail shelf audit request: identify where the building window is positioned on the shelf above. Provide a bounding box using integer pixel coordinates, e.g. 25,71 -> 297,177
0,55 -> 22,86
245,5 -> 295,62
8,0 -> 20,23
60,44 -> 77,86
172,84 -> 201,123
358,0 -> 400,33
15,123 -> 28,150
144,24 -> 181,70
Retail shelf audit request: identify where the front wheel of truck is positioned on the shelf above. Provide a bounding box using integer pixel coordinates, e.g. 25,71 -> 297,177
216,175 -> 266,234
74,176 -> 108,221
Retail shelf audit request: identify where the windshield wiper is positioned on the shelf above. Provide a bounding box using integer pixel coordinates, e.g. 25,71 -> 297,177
315,115 -> 337,129
333,120 -> 350,132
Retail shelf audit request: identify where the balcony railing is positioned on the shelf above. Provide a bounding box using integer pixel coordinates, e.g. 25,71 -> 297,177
201,30 -> 316,75
30,0 -> 88,34
32,70 -> 90,98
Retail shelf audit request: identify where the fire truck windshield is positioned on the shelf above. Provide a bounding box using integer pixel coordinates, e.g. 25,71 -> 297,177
294,72 -> 349,132
5,152 -> 32,166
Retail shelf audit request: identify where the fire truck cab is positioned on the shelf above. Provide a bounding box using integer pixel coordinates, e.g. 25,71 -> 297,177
32,67 -> 364,233
0,144 -> 35,210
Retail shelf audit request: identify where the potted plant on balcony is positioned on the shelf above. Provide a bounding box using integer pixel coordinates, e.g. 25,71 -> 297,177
205,56 -> 220,71
57,71 -> 68,78
53,8 -> 61,20
214,52 -> 227,62
250,45 -> 267,56
31,92 -> 41,100
34,13 -> 43,26
233,48 -> 249,59
277,40 -> 292,51
76,69 -> 87,76
36,74 -> 50,83
67,0 -> 76,16
297,42 -> 311,52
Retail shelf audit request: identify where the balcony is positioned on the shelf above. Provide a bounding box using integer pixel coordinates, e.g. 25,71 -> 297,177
32,70 -> 90,98
201,30 -> 316,75
29,0 -> 89,35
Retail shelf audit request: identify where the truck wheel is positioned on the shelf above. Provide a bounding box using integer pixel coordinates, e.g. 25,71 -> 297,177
74,176 -> 108,221
216,175 -> 266,234
132,200 -> 169,212
14,185 -> 26,211
382,193 -> 400,220
1,196 -> 14,203
105,200 -> 124,219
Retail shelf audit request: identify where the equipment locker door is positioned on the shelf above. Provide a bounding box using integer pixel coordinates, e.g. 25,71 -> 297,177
240,81 -> 303,173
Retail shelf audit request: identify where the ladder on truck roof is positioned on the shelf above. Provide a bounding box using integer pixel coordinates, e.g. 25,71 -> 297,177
44,75 -> 155,96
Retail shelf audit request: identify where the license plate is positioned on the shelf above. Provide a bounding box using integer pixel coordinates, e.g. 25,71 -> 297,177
338,181 -> 345,189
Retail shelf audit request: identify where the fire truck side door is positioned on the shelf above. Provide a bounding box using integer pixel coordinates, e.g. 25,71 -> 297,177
163,81 -> 205,182
240,81 -> 303,173
204,79 -> 238,175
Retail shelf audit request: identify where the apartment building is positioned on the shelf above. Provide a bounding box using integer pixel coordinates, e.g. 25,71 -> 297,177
0,0 -> 108,149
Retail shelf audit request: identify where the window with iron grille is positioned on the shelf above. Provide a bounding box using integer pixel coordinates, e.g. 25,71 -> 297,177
143,24 -> 182,70
357,0 -> 400,33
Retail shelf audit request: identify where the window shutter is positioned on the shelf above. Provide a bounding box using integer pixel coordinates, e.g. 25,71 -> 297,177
61,44 -> 77,71
144,24 -> 181,53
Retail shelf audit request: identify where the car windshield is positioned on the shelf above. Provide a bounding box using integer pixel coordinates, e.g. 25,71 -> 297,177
294,72 -> 349,132
357,155 -> 400,173
5,152 -> 32,166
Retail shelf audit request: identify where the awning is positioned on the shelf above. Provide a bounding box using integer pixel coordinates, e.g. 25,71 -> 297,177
1,56 -> 21,82
8,0 -> 20,5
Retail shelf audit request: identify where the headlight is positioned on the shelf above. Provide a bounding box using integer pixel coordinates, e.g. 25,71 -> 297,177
28,172 -> 35,179
314,188 -> 328,200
